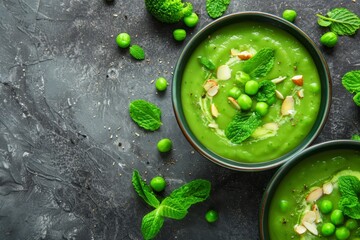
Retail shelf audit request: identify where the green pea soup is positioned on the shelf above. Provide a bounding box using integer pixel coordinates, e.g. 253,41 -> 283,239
181,21 -> 323,163
266,147 -> 360,239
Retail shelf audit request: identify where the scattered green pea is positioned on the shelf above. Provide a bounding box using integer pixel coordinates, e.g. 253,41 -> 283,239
345,219 -> 358,230
282,9 -> 297,22
150,176 -> 166,192
157,138 -> 172,153
335,226 -> 350,240
245,80 -> 260,95
321,222 -> 336,236
320,32 -> 338,48
155,77 -> 168,91
205,210 -> 218,223
255,102 -> 269,116
319,199 -> 333,214
235,71 -> 250,84
184,12 -> 199,27
331,209 -> 344,226
173,29 -> 187,41
267,96 -> 277,105
279,200 -> 289,212
237,94 -> 253,111
115,33 -> 131,48
228,87 -> 242,99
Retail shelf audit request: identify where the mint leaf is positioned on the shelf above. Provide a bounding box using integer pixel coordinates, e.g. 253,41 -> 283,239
225,113 -> 262,144
132,170 -> 160,208
318,18 -> 332,27
256,80 -> 276,103
353,92 -> 360,107
338,176 -> 360,219
317,8 -> 360,36
141,209 -> 164,240
342,70 -> 360,93
242,48 -> 275,78
129,45 -> 145,60
206,0 -> 230,19
198,56 -> 216,70
169,179 -> 211,209
158,197 -> 188,220
129,99 -> 162,131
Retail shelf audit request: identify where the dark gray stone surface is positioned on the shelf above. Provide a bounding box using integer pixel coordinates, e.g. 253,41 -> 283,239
0,0 -> 359,239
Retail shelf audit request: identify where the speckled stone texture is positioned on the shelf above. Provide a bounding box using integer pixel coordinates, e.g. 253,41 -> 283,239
0,0 -> 359,239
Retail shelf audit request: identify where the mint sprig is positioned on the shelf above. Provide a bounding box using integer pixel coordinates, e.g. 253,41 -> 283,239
225,113 -> 262,144
242,48 -> 275,78
338,176 -> 360,219
342,70 -> 360,107
129,99 -> 162,131
132,170 -> 211,239
317,8 -> 360,36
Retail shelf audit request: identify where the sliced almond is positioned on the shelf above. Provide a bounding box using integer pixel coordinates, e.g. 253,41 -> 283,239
271,76 -> 287,84
207,85 -> 219,97
297,89 -> 304,98
203,80 -> 218,91
263,122 -> 279,131
292,75 -> 304,86
217,65 -> 232,80
230,48 -> 241,56
211,103 -> 219,118
301,211 -> 316,224
237,51 -> 252,60
294,224 -> 307,235
312,204 -> 322,223
227,97 -> 240,110
303,222 -> 318,236
306,187 -> 323,202
281,96 -> 294,116
275,90 -> 284,100
323,182 -> 333,195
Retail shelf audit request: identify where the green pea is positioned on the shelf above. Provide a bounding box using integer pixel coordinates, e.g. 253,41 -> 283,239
157,138 -> 172,153
319,199 -> 333,214
228,87 -> 242,99
335,226 -> 350,240
183,12 -> 199,27
321,222 -> 336,236
345,219 -> 358,230
331,209 -> 344,226
116,33 -> 131,48
155,77 -> 168,91
237,94 -> 253,111
279,200 -> 289,212
255,102 -> 269,116
309,82 -> 320,93
205,210 -> 218,223
282,9 -> 297,22
235,71 -> 250,84
173,29 -> 186,41
320,32 -> 338,48
267,96 -> 277,105
245,80 -> 259,95
150,176 -> 166,192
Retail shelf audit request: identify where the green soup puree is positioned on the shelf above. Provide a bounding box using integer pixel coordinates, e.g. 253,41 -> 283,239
181,22 -> 321,163
268,149 -> 360,239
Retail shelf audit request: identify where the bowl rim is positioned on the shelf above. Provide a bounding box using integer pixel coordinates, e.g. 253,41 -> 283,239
172,11 -> 332,171
259,139 -> 360,239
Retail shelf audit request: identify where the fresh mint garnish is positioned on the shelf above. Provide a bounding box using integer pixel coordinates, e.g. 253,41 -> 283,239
342,70 -> 360,107
225,113 -> 262,144
352,134 -> 360,141
256,80 -> 276,103
132,170 -> 211,239
242,48 -> 275,78
317,8 -> 360,36
129,45 -> 145,60
206,0 -> 231,19
129,99 -> 162,131
198,56 -> 216,70
132,170 -> 160,208
338,176 -> 360,219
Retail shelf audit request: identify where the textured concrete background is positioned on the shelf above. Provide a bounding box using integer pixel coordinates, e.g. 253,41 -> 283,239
0,0 -> 359,239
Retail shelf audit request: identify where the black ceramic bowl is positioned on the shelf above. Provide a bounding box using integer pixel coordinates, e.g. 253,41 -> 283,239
172,12 -> 331,171
260,140 -> 360,239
